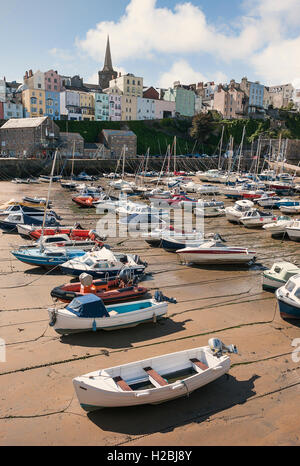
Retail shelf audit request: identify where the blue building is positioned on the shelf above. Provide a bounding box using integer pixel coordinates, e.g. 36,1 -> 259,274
94,93 -> 109,121
45,91 -> 60,120
240,77 -> 264,116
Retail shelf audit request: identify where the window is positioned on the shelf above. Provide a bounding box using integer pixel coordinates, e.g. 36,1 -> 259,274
38,84 -> 41,89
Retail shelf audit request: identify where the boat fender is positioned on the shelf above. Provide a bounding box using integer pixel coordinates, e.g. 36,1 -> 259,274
49,309 -> 57,327
92,320 -> 97,332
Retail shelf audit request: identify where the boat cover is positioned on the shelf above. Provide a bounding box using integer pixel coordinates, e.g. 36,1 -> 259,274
66,294 -> 109,318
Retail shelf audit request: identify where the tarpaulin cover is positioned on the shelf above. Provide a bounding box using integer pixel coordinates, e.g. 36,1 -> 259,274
66,294 -> 109,318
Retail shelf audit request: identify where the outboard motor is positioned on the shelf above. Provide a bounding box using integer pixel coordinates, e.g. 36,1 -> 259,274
208,338 -> 238,358
119,267 -> 133,284
154,291 -> 177,304
213,233 -> 227,243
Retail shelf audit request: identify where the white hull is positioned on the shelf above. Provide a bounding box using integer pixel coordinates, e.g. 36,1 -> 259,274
177,250 -> 255,264
262,275 -> 285,290
73,346 -> 231,410
49,300 -> 167,335
240,217 -> 274,227
286,228 -> 300,241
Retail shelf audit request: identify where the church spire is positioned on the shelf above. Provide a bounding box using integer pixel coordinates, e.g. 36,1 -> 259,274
103,36 -> 113,72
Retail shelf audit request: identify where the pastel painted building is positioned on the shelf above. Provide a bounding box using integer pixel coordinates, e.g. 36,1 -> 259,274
110,73 -> 143,98
164,85 -> 195,117
44,70 -> 61,93
79,91 -> 94,121
267,83 -> 294,108
137,97 -> 156,120
3,101 -> 23,119
24,70 -> 45,90
22,88 -> 45,118
94,92 -> 109,121
240,77 -> 264,115
60,90 -> 82,120
109,94 -> 122,121
121,95 -> 137,121
213,84 -> 245,119
0,79 -> 6,102
45,91 -> 60,120
155,99 -> 176,119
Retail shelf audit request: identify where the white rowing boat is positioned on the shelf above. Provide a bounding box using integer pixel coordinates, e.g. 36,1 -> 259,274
73,338 -> 237,411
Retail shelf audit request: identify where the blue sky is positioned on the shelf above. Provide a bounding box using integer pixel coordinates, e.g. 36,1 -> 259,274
1,0 -> 300,88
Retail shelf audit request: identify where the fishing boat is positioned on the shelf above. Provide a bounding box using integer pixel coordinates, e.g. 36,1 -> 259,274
225,200 -> 254,223
262,216 -> 293,237
48,292 -> 169,335
59,247 -> 147,278
262,262 -> 300,291
239,209 -> 276,228
50,273 -> 148,304
39,175 -> 62,183
11,246 -> 87,268
0,212 -> 59,233
286,220 -> 300,241
177,240 -> 256,265
72,338 -> 237,411
276,275 -> 300,319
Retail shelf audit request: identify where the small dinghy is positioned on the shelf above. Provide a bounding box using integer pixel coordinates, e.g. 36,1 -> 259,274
177,240 -> 256,265
51,272 -> 148,304
59,247 -> 147,278
263,262 -> 300,291
73,338 -> 237,411
48,291 -> 170,335
11,246 -> 87,268
194,206 -> 225,218
276,274 -> 300,319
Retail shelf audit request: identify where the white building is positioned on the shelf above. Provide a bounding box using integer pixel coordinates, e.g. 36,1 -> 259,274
137,97 -> 156,120
60,90 -> 82,121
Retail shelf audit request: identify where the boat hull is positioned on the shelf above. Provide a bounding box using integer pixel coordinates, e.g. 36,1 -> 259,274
276,296 -> 300,319
177,249 -> 256,265
73,347 -> 231,410
49,300 -> 167,335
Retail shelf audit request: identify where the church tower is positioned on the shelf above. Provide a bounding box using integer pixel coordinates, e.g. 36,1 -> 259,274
98,36 -> 118,90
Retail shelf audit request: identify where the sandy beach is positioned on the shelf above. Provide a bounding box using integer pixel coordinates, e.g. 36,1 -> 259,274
0,178 -> 300,446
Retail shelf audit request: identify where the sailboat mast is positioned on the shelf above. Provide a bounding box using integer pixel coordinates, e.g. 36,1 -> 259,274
71,141 -> 75,179
237,126 -> 246,175
218,125 -> 225,171
174,136 -> 177,174
40,149 -> 58,244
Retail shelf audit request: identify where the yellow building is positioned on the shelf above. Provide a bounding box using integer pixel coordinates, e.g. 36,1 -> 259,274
110,74 -> 143,98
22,88 -> 45,118
79,92 -> 95,121
121,95 -> 137,121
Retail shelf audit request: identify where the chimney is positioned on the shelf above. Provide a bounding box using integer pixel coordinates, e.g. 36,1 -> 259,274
29,70 -> 33,77
119,72 -> 121,77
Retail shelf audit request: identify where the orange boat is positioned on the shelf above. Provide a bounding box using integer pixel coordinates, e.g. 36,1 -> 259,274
30,227 -> 101,241
51,278 -> 149,304
72,196 -> 100,208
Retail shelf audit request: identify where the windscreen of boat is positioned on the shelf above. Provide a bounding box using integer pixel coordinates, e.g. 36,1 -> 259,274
294,288 -> 300,300
285,280 -> 296,293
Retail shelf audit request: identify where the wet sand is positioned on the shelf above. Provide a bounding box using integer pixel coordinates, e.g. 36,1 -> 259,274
0,179 -> 300,446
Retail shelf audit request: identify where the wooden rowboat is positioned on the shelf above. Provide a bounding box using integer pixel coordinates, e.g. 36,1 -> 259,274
73,339 -> 237,411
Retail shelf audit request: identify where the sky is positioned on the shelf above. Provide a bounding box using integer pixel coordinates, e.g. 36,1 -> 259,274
1,0 -> 300,89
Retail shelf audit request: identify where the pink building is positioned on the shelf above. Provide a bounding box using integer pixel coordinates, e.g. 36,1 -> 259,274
155,100 -> 176,119
213,84 -> 245,119
44,70 -> 61,92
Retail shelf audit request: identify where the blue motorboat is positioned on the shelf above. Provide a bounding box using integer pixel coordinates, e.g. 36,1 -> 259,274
276,274 -> 300,319
0,213 -> 59,233
11,246 -> 87,269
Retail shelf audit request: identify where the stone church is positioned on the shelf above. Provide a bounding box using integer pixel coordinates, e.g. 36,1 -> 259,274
98,37 -> 118,90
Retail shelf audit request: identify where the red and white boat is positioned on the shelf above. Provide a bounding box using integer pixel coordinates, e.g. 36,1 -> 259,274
177,240 -> 256,265
241,190 -> 276,200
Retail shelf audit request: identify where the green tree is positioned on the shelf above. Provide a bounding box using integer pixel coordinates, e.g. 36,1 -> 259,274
189,112 -> 215,143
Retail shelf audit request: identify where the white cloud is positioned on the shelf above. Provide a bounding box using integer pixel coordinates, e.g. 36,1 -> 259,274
76,0 -> 300,87
158,60 -> 207,88
49,48 -> 74,62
